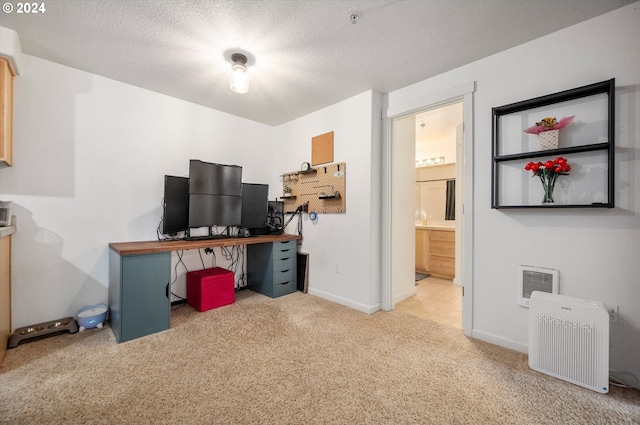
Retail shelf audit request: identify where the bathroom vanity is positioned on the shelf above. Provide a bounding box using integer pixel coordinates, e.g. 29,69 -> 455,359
415,224 -> 455,279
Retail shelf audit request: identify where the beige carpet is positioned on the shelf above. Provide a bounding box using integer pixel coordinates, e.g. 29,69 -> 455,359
1,290 -> 639,425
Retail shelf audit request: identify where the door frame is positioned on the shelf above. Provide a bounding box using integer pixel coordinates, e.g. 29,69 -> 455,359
381,82 -> 475,335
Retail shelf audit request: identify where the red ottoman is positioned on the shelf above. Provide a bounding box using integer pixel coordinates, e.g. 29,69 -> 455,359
186,267 -> 235,312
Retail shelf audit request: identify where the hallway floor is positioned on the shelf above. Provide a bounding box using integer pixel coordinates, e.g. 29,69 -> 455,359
395,276 -> 462,329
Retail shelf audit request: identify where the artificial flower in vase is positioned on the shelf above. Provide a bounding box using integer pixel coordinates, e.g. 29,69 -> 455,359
524,157 -> 571,204
524,116 -> 575,150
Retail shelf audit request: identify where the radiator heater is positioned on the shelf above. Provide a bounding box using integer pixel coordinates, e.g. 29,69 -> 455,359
528,291 -> 609,393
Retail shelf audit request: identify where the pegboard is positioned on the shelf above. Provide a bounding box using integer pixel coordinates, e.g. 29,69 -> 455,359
312,131 -> 334,165
280,162 -> 346,214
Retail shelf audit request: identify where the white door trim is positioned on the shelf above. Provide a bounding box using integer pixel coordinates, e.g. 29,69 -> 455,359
382,81 -> 475,336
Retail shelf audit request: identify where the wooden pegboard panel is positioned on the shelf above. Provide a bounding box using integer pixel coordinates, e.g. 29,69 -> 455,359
312,131 -> 334,165
280,162 -> 346,214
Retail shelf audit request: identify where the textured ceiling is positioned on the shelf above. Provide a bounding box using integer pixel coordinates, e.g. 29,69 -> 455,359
0,0 -> 633,126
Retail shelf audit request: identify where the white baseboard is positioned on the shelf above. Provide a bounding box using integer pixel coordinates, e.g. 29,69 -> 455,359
470,329 -> 528,354
393,287 -> 416,306
307,287 -> 381,314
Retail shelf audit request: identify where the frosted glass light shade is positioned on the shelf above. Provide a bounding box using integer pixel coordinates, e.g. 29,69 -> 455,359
230,64 -> 249,94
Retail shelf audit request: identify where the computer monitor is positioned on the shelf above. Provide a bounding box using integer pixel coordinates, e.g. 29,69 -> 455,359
162,175 -> 189,235
241,183 -> 268,233
189,194 -> 242,228
188,159 -> 242,196
187,160 -> 243,230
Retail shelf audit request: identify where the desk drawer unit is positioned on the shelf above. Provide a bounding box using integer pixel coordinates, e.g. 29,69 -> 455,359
247,240 -> 297,298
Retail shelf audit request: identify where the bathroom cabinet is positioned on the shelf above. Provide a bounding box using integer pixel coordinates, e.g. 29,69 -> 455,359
415,229 -> 429,273
429,230 -> 455,279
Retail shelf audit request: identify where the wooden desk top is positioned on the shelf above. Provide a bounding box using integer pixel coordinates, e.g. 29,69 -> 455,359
109,233 -> 301,256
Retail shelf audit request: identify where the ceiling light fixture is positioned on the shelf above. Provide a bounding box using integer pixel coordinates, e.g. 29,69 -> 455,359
230,53 -> 249,94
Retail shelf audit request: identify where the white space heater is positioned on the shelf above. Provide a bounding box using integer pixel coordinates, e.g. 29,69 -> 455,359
528,291 -> 609,393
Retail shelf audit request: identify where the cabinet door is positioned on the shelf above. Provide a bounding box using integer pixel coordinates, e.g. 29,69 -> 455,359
0,236 -> 11,363
415,229 -> 429,273
430,256 -> 455,279
119,253 -> 170,342
0,59 -> 13,166
247,243 -> 274,296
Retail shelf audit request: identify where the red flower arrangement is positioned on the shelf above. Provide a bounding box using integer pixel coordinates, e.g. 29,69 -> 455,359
524,157 -> 571,203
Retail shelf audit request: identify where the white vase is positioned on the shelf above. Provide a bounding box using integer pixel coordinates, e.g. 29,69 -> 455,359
539,129 -> 559,150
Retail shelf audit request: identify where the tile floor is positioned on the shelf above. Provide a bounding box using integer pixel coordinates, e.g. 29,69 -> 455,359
395,276 -> 462,329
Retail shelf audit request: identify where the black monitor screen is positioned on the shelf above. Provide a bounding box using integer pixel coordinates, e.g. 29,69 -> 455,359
241,183 -> 268,230
189,194 -> 242,228
189,160 -> 242,196
162,175 -> 189,235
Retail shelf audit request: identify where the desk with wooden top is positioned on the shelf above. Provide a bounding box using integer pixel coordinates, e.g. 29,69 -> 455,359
109,234 -> 301,343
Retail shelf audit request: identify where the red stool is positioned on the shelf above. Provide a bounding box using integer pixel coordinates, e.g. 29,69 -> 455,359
186,267 -> 235,312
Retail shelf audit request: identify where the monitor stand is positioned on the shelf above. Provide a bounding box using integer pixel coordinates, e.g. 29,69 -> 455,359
184,227 -> 232,241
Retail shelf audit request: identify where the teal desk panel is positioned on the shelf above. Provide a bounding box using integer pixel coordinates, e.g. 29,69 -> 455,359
109,251 -> 170,343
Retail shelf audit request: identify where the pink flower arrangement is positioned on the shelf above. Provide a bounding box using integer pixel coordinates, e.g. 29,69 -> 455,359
524,116 -> 575,135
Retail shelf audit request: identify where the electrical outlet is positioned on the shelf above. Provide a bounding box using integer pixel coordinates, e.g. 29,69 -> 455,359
608,305 -> 619,324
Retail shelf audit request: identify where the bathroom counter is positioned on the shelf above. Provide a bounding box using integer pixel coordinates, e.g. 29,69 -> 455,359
415,224 -> 455,232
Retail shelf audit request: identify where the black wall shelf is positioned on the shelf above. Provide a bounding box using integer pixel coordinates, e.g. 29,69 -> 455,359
491,79 -> 614,209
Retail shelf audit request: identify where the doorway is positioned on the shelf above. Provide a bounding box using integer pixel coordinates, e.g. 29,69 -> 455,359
396,102 -> 463,327
382,82 -> 474,336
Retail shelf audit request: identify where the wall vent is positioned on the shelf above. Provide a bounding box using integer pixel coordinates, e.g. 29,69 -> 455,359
518,265 -> 558,308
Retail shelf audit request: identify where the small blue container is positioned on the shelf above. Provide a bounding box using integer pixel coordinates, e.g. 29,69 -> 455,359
76,304 -> 108,331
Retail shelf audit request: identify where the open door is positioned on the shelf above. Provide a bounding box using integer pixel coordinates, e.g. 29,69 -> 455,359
382,82 -> 475,336
390,115 -> 418,304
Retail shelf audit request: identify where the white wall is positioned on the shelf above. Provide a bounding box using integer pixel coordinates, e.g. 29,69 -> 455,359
415,131 -> 458,165
388,2 -> 640,387
415,102 -> 462,166
273,90 -> 383,313
0,52 -> 384,328
0,54 -> 275,328
416,163 -> 456,223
